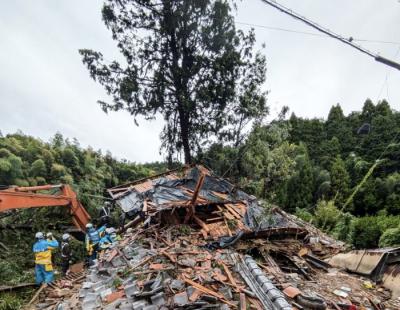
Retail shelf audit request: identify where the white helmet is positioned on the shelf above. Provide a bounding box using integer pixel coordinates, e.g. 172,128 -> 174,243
86,223 -> 93,229
105,228 -> 112,234
35,232 -> 44,239
108,227 -> 116,234
62,233 -> 71,241
46,232 -> 53,238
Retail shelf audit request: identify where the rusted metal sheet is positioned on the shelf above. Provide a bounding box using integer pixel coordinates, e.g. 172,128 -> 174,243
329,247 -> 400,282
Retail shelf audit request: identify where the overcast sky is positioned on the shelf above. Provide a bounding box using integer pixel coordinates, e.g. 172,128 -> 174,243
1,0 -> 399,163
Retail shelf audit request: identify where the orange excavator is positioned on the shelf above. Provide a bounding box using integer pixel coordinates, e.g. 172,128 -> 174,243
0,184 -> 91,231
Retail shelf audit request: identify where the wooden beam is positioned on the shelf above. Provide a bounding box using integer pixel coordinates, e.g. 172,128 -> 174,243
184,173 -> 205,223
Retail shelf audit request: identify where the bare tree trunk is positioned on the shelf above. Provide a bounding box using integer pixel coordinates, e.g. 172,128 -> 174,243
178,108 -> 192,164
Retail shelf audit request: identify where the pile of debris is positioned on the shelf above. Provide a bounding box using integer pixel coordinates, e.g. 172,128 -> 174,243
29,165 -> 400,310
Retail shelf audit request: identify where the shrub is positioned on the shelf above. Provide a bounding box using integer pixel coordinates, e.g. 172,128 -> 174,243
351,216 -> 381,249
295,207 -> 313,223
314,200 -> 340,232
379,226 -> 400,247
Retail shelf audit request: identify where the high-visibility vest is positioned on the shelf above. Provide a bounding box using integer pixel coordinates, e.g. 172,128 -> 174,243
33,239 -> 59,265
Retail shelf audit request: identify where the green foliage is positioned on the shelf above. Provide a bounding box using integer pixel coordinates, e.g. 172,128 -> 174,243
210,99 -> 400,249
333,212 -> 354,243
241,122 -> 297,200
314,200 -> 340,232
330,156 -> 350,207
350,215 -> 400,248
0,131 -> 166,286
285,144 -> 314,211
80,0 -> 267,163
351,216 -> 382,248
379,226 -> 400,247
30,159 -> 47,177
0,293 -> 23,310
294,207 -> 313,223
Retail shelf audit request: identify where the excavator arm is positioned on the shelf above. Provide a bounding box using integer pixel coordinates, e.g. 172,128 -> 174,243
0,184 -> 91,231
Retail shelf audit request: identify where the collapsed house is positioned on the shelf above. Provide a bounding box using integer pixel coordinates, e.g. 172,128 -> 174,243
28,165 -> 400,310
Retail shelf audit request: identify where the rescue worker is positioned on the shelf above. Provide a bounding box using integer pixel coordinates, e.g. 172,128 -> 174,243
85,223 -> 106,266
61,233 -> 72,276
33,232 -> 59,284
108,227 -> 121,242
46,232 -> 58,267
99,228 -> 113,251
99,227 -> 120,251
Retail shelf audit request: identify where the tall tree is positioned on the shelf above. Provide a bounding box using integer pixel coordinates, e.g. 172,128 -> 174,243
80,0 -> 267,164
330,155 -> 350,207
285,144 -> 314,211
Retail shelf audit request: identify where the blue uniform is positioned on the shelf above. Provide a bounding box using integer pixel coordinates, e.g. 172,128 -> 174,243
85,226 -> 106,265
99,234 -> 113,250
33,239 -> 59,284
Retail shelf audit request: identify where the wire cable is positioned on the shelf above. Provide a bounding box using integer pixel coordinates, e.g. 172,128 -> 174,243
376,45 -> 400,101
236,21 -> 400,45
258,0 -> 400,71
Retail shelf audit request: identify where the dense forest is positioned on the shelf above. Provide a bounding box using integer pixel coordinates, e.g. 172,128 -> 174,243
0,132 -> 166,298
203,99 -> 400,249
1,99 -> 400,307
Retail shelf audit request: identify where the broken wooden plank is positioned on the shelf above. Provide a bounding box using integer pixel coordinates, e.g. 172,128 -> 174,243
240,293 -> 247,310
184,173 -> 206,223
26,284 -> 46,307
0,282 -> 37,293
182,277 -> 236,307
222,263 -> 238,288
193,215 -> 210,232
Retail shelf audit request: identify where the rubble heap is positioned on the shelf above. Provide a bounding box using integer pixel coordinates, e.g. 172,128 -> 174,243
29,165 -> 400,310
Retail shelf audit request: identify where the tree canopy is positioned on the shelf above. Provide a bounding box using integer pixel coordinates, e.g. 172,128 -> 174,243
204,99 -> 400,248
80,0 -> 267,164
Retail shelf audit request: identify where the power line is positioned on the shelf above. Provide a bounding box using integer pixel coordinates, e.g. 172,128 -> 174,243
258,0 -> 400,71
376,45 -> 400,102
236,21 -> 325,38
235,21 -> 400,45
